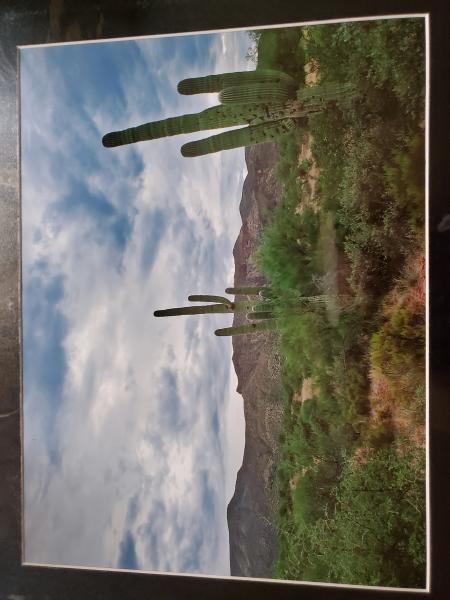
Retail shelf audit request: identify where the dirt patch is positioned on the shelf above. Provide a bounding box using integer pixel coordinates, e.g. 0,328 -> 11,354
296,132 -> 320,215
304,59 -> 319,86
288,472 -> 301,491
351,445 -> 375,467
295,62 -> 321,216
293,377 -> 318,404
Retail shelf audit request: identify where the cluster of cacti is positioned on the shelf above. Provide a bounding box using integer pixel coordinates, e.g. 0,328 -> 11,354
154,289 -> 277,336
102,68 -> 356,156
153,285 -> 333,337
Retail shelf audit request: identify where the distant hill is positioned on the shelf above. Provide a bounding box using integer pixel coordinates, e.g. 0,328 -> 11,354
226,143 -> 284,578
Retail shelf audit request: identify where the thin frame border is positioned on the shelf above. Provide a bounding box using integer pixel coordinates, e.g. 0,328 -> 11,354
1,1 -> 449,599
18,12 -> 431,594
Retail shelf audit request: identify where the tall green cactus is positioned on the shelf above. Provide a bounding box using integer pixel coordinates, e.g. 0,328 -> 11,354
103,68 -> 356,156
177,69 -> 296,95
153,289 -> 279,337
153,283 -> 331,338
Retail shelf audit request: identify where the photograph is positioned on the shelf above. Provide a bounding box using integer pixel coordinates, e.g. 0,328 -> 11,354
20,15 -> 427,589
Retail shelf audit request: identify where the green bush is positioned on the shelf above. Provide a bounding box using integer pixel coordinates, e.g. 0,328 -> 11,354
292,472 -> 322,526
275,447 -> 426,587
371,306 -> 425,378
256,28 -> 305,80
384,133 -> 425,230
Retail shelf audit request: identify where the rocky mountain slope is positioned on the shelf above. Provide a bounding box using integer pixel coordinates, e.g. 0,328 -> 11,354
226,143 -> 285,578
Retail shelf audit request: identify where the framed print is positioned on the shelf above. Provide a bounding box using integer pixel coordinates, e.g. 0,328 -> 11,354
1,1 -> 450,599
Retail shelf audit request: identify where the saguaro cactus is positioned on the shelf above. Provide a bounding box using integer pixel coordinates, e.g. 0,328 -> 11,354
153,288 -> 277,337
153,282 -> 334,337
102,66 -> 356,156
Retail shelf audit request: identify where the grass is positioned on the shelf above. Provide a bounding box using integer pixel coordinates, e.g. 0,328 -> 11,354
251,18 -> 426,587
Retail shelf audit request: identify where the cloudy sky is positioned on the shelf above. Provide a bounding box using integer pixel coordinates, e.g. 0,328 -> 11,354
21,30 -> 253,576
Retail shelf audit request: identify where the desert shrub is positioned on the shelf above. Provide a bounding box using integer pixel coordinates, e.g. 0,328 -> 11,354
292,472 -> 322,526
302,19 -> 426,303
275,446 -> 426,588
370,305 -> 425,405
371,306 -> 425,377
384,133 -> 425,230
304,18 -> 425,121
325,446 -> 426,587
365,422 -> 395,449
299,398 -> 318,425
334,363 -> 370,425
256,27 -> 305,80
258,205 -> 320,297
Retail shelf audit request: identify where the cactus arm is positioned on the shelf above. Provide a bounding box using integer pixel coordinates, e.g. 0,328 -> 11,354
252,300 -> 275,312
188,294 -> 233,306
181,118 -> 297,157
177,69 -> 296,95
103,105 -> 250,147
219,83 -> 294,105
225,286 -> 264,295
246,311 -> 275,321
154,304 -> 230,317
215,320 -> 277,336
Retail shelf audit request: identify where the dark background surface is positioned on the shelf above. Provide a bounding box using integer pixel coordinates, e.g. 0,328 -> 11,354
1,1 -> 449,598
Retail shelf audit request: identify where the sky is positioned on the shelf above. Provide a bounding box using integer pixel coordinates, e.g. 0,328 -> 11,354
21,30 -> 253,576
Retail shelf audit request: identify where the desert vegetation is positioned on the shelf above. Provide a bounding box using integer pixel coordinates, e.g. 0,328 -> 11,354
143,18 -> 426,587
252,19 -> 426,587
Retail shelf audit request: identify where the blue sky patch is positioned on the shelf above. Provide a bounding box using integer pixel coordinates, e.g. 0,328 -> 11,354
21,27 -> 249,576
118,530 -> 140,570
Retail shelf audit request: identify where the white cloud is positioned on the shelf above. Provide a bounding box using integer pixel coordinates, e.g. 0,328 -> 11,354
22,30 -> 250,576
